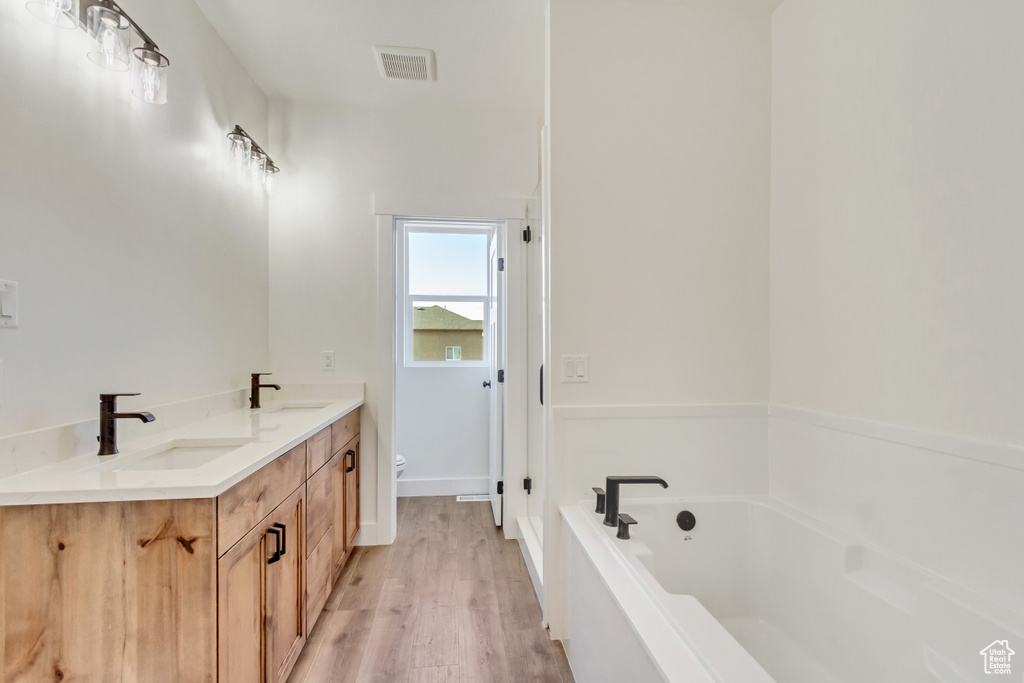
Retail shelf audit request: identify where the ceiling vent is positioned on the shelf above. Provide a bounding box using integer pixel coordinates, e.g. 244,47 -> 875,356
374,46 -> 437,82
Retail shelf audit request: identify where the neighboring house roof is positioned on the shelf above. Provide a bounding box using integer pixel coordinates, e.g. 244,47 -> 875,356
413,305 -> 484,331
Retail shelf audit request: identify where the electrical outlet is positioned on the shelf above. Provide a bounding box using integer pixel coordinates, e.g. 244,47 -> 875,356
322,351 -> 335,371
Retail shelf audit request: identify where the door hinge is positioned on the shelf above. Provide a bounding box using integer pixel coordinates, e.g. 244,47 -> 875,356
497,369 -> 505,383
524,477 -> 533,494
523,225 -> 532,243
497,480 -> 504,495
498,257 -> 505,272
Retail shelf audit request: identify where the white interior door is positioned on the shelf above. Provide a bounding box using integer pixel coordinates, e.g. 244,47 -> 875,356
487,228 -> 505,526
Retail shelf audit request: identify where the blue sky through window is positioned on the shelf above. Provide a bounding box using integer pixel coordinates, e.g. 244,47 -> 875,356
408,231 -> 487,320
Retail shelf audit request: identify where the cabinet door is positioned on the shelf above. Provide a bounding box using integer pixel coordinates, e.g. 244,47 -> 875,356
344,436 -> 360,552
218,518 -> 266,683
331,450 -> 346,582
266,486 -> 306,683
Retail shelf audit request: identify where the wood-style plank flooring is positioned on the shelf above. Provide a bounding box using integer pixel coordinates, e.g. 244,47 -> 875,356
288,496 -> 574,683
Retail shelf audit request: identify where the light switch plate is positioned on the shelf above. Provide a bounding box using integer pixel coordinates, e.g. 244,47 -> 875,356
561,354 -> 589,383
0,281 -> 18,328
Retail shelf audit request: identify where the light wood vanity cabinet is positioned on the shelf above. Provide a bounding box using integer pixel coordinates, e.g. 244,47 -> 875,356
0,407 -> 361,683
218,485 -> 306,683
331,434 -> 360,581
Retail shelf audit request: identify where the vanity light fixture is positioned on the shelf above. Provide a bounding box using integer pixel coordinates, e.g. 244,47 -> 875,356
227,125 -> 280,192
25,0 -> 78,29
27,0 -> 170,104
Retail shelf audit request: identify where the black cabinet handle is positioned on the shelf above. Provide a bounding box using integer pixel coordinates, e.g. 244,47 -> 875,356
267,525 -> 283,564
482,380 -> 491,388
273,522 -> 286,556
540,364 -> 544,405
346,449 -> 356,473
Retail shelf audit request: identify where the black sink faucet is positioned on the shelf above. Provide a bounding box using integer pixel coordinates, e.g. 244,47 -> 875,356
603,476 -> 668,527
250,373 -> 282,410
98,393 -> 155,456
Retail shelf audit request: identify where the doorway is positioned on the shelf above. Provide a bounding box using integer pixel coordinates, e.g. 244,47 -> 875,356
394,218 -> 506,526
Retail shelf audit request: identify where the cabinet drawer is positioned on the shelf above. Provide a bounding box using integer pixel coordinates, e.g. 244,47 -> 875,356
305,460 -> 333,552
218,443 -> 306,557
306,425 -> 332,475
305,527 -> 332,636
330,408 -> 360,455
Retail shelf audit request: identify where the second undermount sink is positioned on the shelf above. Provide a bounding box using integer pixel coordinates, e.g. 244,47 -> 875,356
261,402 -> 332,413
90,438 -> 255,473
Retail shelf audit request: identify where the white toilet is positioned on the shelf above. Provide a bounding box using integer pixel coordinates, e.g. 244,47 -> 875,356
396,454 -> 406,478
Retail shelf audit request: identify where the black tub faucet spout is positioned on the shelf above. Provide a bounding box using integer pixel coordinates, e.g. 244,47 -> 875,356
603,475 -> 668,527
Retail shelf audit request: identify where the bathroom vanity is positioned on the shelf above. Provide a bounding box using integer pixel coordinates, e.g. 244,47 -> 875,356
0,398 -> 361,683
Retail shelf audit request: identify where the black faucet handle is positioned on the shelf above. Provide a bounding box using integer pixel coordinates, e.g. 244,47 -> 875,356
252,372 -> 273,377
592,487 -> 606,514
100,392 -> 141,400
616,513 -> 637,540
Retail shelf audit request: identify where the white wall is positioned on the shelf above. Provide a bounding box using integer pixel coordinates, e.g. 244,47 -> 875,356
544,0 -> 775,630
770,0 -> 1024,446
396,368 -> 490,496
548,0 -> 772,408
0,0 -> 270,437
267,102 -> 540,539
767,0 -> 1024,617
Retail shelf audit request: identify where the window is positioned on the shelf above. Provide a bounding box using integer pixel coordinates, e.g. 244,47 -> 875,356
400,220 -> 495,366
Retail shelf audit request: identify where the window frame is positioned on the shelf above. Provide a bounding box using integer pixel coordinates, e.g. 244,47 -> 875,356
400,219 -> 494,368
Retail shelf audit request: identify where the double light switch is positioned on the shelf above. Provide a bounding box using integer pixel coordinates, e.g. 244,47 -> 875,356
0,281 -> 17,328
561,355 -> 589,383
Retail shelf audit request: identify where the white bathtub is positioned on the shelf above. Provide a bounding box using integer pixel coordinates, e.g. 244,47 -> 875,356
561,496 -> 1024,682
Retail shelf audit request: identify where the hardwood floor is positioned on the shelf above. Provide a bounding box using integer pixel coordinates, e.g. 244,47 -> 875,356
288,496 -> 574,683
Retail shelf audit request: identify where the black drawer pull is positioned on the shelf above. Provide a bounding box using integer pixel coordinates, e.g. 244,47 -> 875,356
267,526 -> 282,564
346,449 -> 356,473
273,522 -> 286,556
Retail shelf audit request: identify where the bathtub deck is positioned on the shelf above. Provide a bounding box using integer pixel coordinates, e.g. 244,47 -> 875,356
287,496 -> 574,683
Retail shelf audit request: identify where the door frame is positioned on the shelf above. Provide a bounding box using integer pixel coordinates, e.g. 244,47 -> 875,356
374,195 -> 529,542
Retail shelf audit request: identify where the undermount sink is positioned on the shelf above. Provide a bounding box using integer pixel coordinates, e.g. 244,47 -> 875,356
261,402 -> 332,413
90,438 -> 254,473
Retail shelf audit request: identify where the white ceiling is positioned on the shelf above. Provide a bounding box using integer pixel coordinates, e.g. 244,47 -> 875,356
192,0 -> 546,115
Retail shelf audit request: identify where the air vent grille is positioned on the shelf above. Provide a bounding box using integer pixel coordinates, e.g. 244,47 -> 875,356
375,46 -> 437,82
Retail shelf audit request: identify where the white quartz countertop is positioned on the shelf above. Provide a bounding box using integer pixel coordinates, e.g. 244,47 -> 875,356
0,395 -> 363,506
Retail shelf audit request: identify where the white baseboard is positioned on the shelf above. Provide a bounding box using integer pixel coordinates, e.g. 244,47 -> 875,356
518,516 -> 544,611
397,476 -> 489,498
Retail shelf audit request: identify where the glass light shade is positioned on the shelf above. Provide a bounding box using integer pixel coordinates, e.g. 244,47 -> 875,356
86,5 -> 130,71
228,133 -> 252,167
264,163 -> 279,192
249,151 -> 266,180
131,47 -> 169,104
25,0 -> 77,29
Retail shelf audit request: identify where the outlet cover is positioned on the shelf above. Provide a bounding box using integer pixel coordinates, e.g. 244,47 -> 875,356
322,351 -> 335,371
